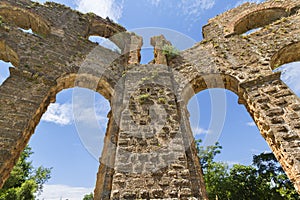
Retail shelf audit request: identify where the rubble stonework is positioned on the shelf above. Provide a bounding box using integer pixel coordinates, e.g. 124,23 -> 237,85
0,0 -> 300,199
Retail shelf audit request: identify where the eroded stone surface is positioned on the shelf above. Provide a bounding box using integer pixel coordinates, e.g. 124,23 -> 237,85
0,0 -> 300,199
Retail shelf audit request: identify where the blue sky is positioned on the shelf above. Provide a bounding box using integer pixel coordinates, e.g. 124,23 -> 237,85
1,0 -> 300,199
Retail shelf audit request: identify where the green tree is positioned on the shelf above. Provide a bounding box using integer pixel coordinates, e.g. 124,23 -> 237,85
226,164 -> 266,200
196,140 -> 300,200
83,193 -> 93,200
196,139 -> 230,199
0,146 -> 51,200
253,152 -> 299,199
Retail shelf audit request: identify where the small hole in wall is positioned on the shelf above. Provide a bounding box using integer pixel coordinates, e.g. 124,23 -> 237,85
273,61 -> 300,97
18,28 -> 34,35
0,60 -> 14,86
242,27 -> 262,36
89,36 -> 121,53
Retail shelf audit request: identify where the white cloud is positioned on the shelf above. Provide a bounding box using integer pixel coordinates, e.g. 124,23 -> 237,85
41,95 -> 110,127
147,0 -> 215,24
178,0 -> 215,24
149,0 -> 161,6
72,93 -> 110,129
36,184 -> 93,200
192,127 -> 211,136
196,0 -> 215,10
235,0 -> 263,7
149,0 -> 215,10
246,121 -> 256,127
76,0 -> 123,22
250,148 -> 271,154
42,103 -> 73,126
73,102 -> 109,129
226,160 -> 240,165
177,0 -> 215,14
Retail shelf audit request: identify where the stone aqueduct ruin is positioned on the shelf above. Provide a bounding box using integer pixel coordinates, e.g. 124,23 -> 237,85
0,0 -> 300,199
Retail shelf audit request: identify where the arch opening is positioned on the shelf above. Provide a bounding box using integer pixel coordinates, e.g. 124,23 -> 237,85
0,60 -> 14,86
18,28 -> 34,35
89,35 -> 121,53
0,71 -> 115,197
242,27 -> 262,36
28,87 -> 110,199
188,88 -> 271,164
185,72 -> 300,197
234,8 -> 289,35
182,74 -> 240,105
271,42 -> 300,96
0,4 -> 50,36
183,73 -> 262,152
187,88 -> 300,199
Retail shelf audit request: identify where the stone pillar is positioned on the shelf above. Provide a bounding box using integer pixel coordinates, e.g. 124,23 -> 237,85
94,111 -> 119,199
128,35 -> 143,65
107,64 -> 208,199
151,35 -> 171,65
241,76 -> 300,193
113,32 -> 143,67
0,68 -> 54,187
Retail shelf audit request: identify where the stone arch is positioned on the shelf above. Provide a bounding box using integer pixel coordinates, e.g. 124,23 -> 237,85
181,73 -> 241,140
0,71 -> 116,191
174,73 -> 241,197
271,41 -> 300,70
183,72 -> 300,193
181,73 -> 240,105
223,2 -> 300,37
85,14 -> 127,52
0,3 -> 50,36
89,35 -> 121,54
55,73 -> 114,100
87,15 -> 125,38
233,7 -> 289,35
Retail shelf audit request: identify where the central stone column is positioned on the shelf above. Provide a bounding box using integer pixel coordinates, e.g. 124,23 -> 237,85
110,64 -> 207,199
94,35 -> 207,199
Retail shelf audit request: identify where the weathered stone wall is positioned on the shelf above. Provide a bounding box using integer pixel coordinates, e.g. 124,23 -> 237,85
106,63 -> 206,199
241,78 -> 300,190
169,0 -> 300,194
0,0 -> 300,199
0,0 -> 126,190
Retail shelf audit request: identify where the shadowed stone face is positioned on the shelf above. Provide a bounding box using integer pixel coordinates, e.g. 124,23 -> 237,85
0,0 -> 300,199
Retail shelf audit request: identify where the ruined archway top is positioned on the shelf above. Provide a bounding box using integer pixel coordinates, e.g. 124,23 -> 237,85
0,0 -> 299,96
0,0 -> 126,38
0,0 -> 129,94
202,0 -> 300,39
173,0 -> 300,94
